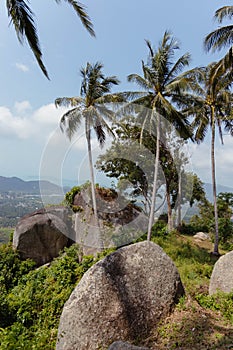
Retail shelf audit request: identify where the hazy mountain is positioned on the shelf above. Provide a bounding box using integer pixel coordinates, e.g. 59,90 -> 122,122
204,183 -> 233,202
0,176 -> 69,194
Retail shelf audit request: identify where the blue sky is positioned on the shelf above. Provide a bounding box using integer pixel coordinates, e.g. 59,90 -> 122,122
0,0 -> 233,189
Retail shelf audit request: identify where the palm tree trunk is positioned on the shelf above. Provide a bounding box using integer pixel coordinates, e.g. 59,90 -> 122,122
147,112 -> 160,240
211,106 -> 219,255
166,184 -> 173,232
85,119 -> 104,251
177,168 -> 182,228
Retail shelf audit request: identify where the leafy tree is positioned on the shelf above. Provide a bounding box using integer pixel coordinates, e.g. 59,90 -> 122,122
55,62 -> 122,249
126,31 -> 192,239
183,62 -> 233,255
6,1 -> 95,78
190,192 -> 233,246
96,118 -> 189,231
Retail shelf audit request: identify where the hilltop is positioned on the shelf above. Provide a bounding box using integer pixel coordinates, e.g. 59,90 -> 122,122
0,176 -> 69,194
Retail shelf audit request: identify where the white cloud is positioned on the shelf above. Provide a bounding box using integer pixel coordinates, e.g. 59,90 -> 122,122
15,62 -> 29,72
14,101 -> 31,114
0,103 -> 69,140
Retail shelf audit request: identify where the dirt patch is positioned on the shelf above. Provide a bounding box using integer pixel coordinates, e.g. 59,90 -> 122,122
142,297 -> 233,350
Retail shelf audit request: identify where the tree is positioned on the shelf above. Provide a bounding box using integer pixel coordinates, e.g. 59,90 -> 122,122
127,31 -> 192,239
6,1 -> 95,78
183,62 -> 233,255
96,118 -> 166,216
55,62 -> 122,249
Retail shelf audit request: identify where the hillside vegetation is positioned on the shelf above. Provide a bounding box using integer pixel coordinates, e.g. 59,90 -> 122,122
0,225 -> 233,350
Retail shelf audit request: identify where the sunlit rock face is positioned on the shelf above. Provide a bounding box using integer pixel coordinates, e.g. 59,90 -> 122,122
56,241 -> 185,350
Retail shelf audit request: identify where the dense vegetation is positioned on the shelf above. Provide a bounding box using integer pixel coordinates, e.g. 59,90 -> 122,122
0,223 -> 233,350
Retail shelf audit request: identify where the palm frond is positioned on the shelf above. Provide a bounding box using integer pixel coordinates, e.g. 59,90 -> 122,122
60,107 -> 83,139
223,117 -> 233,137
128,73 -> 152,91
55,97 -> 83,108
215,6 -> 233,23
165,53 -> 191,84
54,0 -> 95,36
204,25 -> 233,52
7,0 -> 49,78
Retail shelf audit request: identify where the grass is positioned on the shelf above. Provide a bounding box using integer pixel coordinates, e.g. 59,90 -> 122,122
139,233 -> 233,350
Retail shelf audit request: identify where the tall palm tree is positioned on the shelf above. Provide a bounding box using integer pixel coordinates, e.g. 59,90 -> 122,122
55,62 -> 122,249
204,6 -> 233,71
7,1 -> 95,79
127,31 -> 192,239
182,62 -> 233,255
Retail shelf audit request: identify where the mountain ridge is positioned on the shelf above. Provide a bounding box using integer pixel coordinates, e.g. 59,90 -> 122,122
0,176 -> 70,194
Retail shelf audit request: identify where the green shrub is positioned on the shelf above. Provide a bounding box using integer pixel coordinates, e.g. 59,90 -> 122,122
196,292 -> 233,324
0,243 -> 112,349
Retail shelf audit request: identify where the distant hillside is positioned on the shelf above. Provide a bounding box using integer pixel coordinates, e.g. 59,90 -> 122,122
204,183 -> 233,202
0,176 -> 69,194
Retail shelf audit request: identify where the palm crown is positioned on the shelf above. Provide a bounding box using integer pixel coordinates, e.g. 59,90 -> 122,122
55,62 -> 122,144
127,31 -> 192,139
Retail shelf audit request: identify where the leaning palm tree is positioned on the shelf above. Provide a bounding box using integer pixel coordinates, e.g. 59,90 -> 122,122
55,62 -> 121,249
7,1 -> 95,78
127,31 -> 193,239
204,6 -> 233,71
182,62 -> 233,255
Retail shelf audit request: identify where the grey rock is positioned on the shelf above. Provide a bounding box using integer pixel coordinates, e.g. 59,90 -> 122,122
209,250 -> 233,295
193,232 -> 210,241
73,190 -> 148,255
56,241 -> 184,350
108,340 -> 149,349
13,207 -> 72,266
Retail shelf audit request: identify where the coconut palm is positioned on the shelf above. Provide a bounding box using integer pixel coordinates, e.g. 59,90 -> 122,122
127,31 -> 193,239
182,62 -> 233,255
55,62 -> 122,249
7,1 -> 95,78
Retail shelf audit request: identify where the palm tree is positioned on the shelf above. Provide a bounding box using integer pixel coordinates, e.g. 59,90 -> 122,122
204,6 -> 233,71
7,1 -> 95,79
127,31 -> 192,239
55,62 -> 122,249
182,62 -> 233,255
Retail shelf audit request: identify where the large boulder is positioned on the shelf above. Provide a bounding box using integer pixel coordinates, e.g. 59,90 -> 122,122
73,188 -> 148,255
209,251 -> 233,295
56,241 -> 184,350
13,207 -> 73,266
108,341 -> 149,349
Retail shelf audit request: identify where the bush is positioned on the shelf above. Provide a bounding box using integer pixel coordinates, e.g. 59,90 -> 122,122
0,243 -> 112,349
